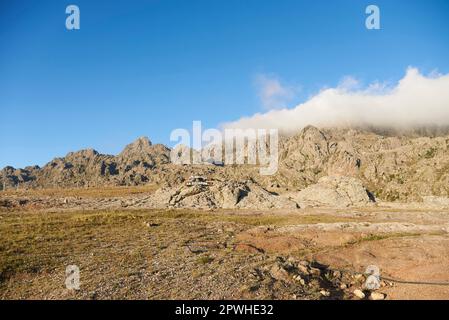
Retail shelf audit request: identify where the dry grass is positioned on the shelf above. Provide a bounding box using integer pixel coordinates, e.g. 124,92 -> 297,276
0,208 -> 363,298
0,209 -> 172,299
1,185 -> 159,198
157,210 -> 361,226
2,207 -> 434,299
0,210 -> 150,282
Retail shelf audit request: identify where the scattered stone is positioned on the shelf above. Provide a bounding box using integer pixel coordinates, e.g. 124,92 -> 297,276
353,289 -> 365,299
292,275 -> 306,285
299,260 -> 309,267
144,221 -> 161,227
370,292 -> 385,300
320,290 -> 330,297
309,267 -> 321,276
297,264 -> 309,275
333,270 -> 342,278
270,263 -> 291,282
354,274 -> 365,281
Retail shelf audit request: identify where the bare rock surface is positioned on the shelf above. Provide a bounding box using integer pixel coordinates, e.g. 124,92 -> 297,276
422,196 -> 449,208
292,175 -> 375,208
144,180 -> 298,210
276,222 -> 449,234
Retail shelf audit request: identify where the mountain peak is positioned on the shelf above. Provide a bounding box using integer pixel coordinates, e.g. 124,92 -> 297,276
132,136 -> 152,148
119,136 -> 152,155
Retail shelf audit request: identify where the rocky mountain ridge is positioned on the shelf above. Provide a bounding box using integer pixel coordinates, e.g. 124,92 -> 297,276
2,126 -> 449,202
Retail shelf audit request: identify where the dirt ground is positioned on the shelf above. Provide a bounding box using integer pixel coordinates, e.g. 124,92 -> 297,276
1,190 -> 449,300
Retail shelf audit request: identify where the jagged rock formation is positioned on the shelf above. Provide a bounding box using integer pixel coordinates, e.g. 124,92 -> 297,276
115,137 -> 171,185
38,149 -> 114,187
2,126 -> 449,202
1,166 -> 38,187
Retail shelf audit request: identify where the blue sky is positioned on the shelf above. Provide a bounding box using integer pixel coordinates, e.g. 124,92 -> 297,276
1,0 -> 449,168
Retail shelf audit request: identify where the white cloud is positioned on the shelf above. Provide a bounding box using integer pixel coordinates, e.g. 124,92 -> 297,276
254,74 -> 298,110
223,67 -> 449,134
337,76 -> 361,91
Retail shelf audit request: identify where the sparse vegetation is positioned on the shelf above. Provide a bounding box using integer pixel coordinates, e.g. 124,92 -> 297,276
0,208 -> 355,299
424,147 -> 437,159
347,232 -> 423,246
1,207 -> 449,299
197,255 -> 214,265
1,184 -> 159,198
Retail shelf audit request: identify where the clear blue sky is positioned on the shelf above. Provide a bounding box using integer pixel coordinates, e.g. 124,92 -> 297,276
1,0 -> 448,168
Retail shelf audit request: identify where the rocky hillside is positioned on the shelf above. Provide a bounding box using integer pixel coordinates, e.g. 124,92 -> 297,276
2,126 -> 449,202
275,126 -> 449,201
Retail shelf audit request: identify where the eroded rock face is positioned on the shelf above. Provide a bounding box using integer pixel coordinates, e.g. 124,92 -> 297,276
276,126 -> 449,201
292,175 -> 375,208
147,180 -> 298,210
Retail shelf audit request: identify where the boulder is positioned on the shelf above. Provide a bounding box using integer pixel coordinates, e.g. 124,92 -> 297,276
293,175 -> 375,208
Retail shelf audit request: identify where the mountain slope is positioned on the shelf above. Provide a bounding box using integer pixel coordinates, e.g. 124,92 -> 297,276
2,127 -> 449,201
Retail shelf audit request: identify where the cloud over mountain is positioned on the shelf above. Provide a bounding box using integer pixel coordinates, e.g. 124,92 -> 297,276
254,74 -> 298,110
224,68 -> 449,134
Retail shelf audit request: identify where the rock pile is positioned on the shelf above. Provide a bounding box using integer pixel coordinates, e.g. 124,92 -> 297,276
264,256 -> 388,300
